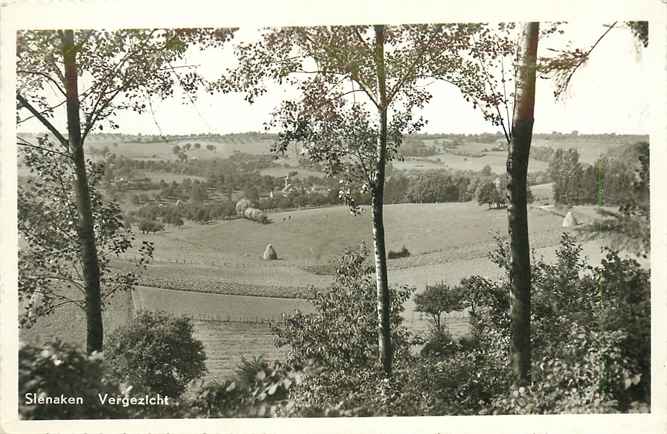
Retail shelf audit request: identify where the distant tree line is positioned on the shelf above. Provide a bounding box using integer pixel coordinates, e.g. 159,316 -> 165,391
124,161 -> 549,230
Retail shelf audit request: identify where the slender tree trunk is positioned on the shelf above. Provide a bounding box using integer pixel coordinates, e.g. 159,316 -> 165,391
62,30 -> 104,354
507,22 -> 539,386
373,24 -> 392,376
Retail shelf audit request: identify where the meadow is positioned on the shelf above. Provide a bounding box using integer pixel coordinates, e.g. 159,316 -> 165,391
19,287 -> 133,349
124,202 -> 567,272
84,135 -> 273,161
118,201 -> 612,381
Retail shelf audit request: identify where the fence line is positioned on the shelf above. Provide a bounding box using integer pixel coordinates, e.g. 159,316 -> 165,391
183,311 -> 293,325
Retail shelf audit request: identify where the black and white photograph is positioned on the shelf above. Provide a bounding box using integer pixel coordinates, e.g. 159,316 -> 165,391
1,0 -> 665,433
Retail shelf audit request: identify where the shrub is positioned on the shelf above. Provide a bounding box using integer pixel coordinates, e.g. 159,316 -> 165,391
19,341 -> 127,419
462,234 -> 649,414
138,219 -> 164,234
411,234 -> 649,415
414,282 -> 465,334
272,244 -> 423,415
187,356 -> 305,418
105,311 -> 207,399
387,245 -> 410,259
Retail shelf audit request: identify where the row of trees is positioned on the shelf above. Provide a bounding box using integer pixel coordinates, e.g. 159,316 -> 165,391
549,145 -> 646,206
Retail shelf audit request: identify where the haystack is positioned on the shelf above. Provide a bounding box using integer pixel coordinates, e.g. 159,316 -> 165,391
244,207 -> 267,223
263,243 -> 278,260
562,211 -> 578,228
235,198 -> 253,216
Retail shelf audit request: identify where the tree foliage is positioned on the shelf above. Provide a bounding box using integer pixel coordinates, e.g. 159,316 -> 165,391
17,28 -> 235,136
105,311 -> 207,399
18,137 -> 153,327
272,244 -> 420,413
19,340 -> 127,419
414,282 -> 465,333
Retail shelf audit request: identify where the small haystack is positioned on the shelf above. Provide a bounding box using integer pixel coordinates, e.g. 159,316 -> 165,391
244,207 -> 267,223
263,243 -> 278,260
562,211 -> 578,228
235,198 -> 253,216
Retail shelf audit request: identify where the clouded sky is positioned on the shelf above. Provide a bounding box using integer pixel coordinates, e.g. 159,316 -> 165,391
19,23 -> 650,136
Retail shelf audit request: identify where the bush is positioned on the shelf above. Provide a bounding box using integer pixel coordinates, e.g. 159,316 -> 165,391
459,234 -> 649,414
408,234 -> 650,416
105,311 -> 207,399
187,356 -> 305,418
414,282 -> 465,333
19,341 -> 127,419
272,244 -> 424,416
387,245 -> 410,259
138,219 -> 164,234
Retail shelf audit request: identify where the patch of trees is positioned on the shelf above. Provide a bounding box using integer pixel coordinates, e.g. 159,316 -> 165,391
530,145 -> 556,162
130,200 -> 236,225
400,139 -> 438,157
385,169 -> 541,206
549,146 -> 643,206
476,179 -> 534,209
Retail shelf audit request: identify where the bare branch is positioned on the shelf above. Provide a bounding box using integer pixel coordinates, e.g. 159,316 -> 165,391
17,99 -> 68,125
16,138 -> 72,159
16,93 -> 68,148
553,22 -> 618,97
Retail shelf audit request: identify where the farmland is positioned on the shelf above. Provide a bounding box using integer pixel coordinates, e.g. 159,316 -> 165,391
19,287 -> 133,349
19,131 -> 648,383
123,202 -> 568,271
117,201 -> 624,381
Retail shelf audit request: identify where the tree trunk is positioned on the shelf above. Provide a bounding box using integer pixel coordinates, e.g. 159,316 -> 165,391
373,25 -> 392,377
507,22 -> 539,386
62,30 -> 104,354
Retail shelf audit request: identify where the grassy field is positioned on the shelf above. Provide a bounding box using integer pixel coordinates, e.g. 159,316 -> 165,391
116,201 -> 594,300
125,203 -> 565,270
394,135 -> 643,174
19,287 -> 133,349
132,286 -> 312,380
190,320 -> 288,380
85,137 -> 273,161
396,151 -> 549,174
132,286 -> 314,322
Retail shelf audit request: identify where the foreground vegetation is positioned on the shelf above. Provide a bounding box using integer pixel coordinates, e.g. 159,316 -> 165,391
20,236 -> 649,418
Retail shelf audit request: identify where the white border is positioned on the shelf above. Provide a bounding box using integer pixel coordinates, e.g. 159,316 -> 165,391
1,1 -> 665,433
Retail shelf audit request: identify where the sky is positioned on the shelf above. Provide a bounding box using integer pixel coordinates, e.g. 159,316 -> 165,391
18,23 -> 650,136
